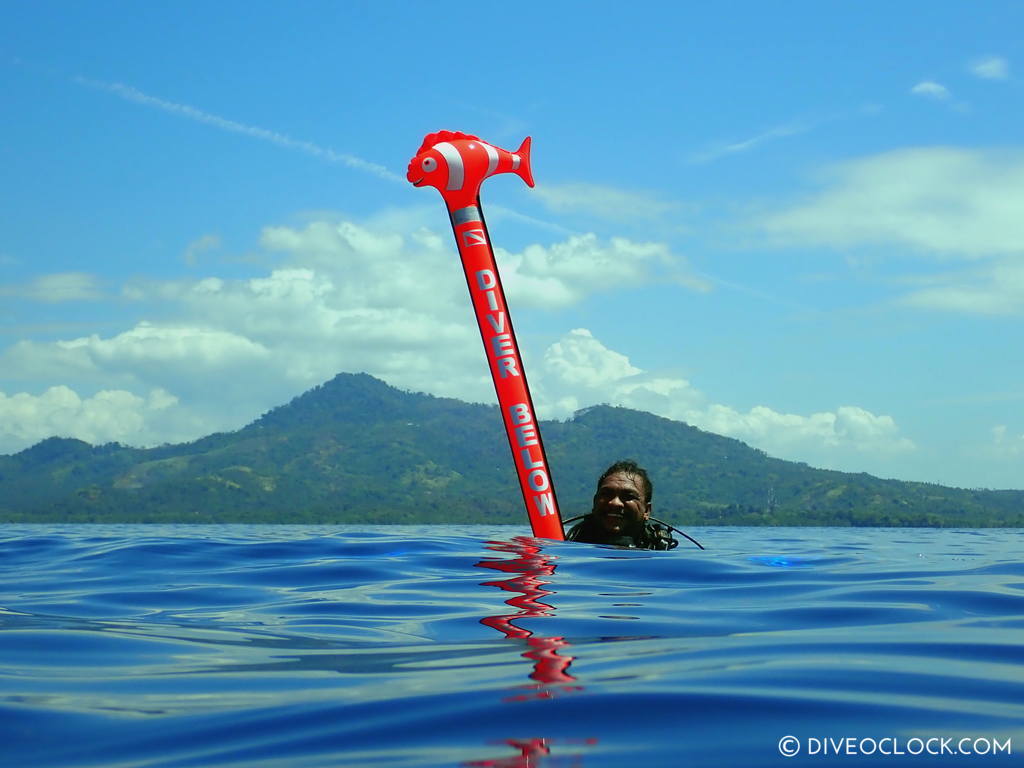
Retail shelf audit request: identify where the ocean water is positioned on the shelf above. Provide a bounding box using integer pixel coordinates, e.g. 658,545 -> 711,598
1,525 -> 1022,767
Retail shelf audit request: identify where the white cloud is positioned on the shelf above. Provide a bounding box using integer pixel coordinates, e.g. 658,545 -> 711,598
970,56 -> 1009,81
3,218 -> 708,450
0,386 -> 180,454
533,328 -> 702,419
899,258 -> 1024,315
759,147 -> 1024,258
260,219 -> 703,311
991,424 -> 1024,456
696,404 -> 914,455
2,207 -> 865,464
911,81 -> 951,100
4,321 -> 278,416
183,234 -> 221,266
533,183 -> 686,222
498,234 -> 708,307
533,329 -> 915,465
542,328 -> 641,389
1,272 -> 102,302
699,402 -> 916,460
58,323 -> 270,367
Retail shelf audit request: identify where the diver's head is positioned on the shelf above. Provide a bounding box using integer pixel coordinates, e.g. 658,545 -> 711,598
592,460 -> 652,537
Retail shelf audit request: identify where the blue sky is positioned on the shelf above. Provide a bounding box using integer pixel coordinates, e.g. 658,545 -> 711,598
2,1 -> 1022,490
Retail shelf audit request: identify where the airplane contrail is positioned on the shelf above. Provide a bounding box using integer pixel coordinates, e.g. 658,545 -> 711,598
75,76 -> 403,183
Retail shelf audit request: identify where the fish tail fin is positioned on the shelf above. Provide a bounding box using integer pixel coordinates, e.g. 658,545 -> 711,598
515,136 -> 534,188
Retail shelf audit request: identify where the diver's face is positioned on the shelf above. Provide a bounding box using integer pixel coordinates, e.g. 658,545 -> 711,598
592,472 -> 651,536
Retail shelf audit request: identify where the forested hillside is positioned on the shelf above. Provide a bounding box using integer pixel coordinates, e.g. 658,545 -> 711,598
2,373 -> 1021,526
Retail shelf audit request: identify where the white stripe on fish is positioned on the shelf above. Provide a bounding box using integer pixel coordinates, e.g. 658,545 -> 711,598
482,143 -> 499,177
434,142 -> 464,191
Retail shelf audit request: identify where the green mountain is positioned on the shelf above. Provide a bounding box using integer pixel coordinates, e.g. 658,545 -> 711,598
2,373 -> 1021,526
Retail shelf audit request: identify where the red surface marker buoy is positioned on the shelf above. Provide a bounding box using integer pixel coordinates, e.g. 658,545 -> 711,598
407,131 -> 564,539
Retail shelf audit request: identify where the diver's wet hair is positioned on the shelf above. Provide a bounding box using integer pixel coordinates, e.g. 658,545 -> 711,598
597,459 -> 652,504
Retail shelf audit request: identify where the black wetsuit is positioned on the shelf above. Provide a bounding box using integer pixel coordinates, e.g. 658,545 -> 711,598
565,514 -> 676,550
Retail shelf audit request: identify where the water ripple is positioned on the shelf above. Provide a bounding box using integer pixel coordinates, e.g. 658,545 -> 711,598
2,524 -> 1022,766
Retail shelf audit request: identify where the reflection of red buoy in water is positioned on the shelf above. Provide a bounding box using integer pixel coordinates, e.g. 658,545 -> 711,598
462,738 -> 549,768
463,737 -> 600,768
467,538 -> 596,766
475,537 -> 579,690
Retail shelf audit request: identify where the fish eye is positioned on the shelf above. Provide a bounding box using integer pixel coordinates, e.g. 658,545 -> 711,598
422,157 -> 437,172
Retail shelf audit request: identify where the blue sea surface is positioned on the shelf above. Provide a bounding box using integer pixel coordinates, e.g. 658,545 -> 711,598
2,524 -> 1022,767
